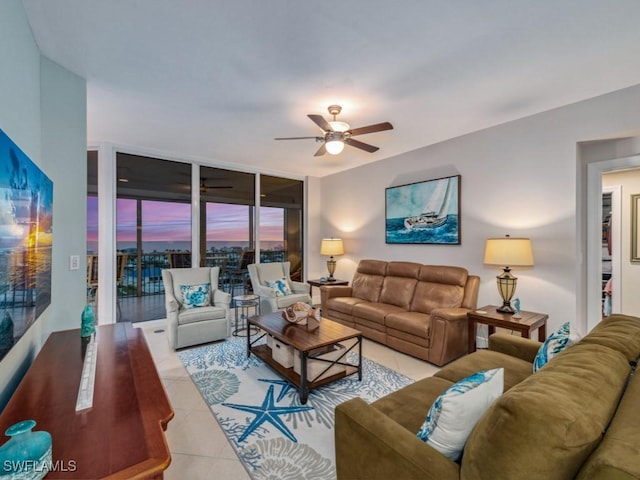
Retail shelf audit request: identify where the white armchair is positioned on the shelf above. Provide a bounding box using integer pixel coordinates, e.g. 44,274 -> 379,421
161,267 -> 231,349
247,262 -> 312,314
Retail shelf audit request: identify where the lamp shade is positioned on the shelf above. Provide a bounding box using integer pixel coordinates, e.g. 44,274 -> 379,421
320,238 -> 344,256
483,237 -> 534,266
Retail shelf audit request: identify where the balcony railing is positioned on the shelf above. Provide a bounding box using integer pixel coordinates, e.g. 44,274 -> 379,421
116,250 -> 287,298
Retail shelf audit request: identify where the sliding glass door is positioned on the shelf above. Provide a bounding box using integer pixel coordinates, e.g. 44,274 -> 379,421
260,175 -> 303,280
116,153 -> 191,320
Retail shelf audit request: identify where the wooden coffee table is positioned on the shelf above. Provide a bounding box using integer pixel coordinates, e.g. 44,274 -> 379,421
247,312 -> 362,404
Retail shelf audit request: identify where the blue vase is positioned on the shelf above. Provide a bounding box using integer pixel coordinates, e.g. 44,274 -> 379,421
80,303 -> 95,338
0,311 -> 14,359
0,419 -> 52,479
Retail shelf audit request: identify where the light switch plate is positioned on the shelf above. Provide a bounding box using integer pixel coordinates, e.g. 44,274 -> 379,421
70,255 -> 80,270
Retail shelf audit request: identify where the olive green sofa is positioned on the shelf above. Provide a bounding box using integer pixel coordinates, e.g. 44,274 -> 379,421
335,314 -> 640,480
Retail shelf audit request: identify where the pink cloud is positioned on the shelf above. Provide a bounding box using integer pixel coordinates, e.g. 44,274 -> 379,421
88,198 -> 285,244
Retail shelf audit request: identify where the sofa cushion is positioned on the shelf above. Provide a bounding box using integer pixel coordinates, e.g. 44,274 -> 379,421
353,302 -> 406,326
323,296 -> 364,315
576,369 -> 640,479
461,343 -> 631,480
387,261 -> 422,278
488,333 -> 542,363
380,262 -> 420,309
357,259 -> 388,276
372,376 -> 454,433
418,265 -> 468,287
380,276 -> 418,309
351,260 -> 387,303
386,328 -> 430,349
274,293 -> 312,309
417,368 -> 504,461
386,311 -> 431,339
435,349 -> 533,391
411,281 -> 464,314
581,314 -> 640,362
533,321 -> 580,372
178,305 -> 227,325
336,396 -> 462,480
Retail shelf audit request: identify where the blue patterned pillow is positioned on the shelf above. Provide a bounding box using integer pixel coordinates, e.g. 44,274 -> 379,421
417,368 -> 503,461
533,322 -> 579,372
266,277 -> 293,297
180,283 -> 211,309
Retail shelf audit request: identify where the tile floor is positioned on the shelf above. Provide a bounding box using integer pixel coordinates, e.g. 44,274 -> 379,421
136,319 -> 440,480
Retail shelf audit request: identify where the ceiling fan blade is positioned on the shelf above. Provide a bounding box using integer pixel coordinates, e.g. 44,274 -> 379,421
345,138 -> 379,153
348,122 -> 393,137
274,136 -> 322,140
308,114 -> 333,132
314,143 -> 327,157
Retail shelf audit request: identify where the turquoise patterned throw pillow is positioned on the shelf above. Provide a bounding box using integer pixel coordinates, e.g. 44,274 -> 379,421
266,277 -> 293,297
416,368 -> 503,461
533,322 -> 579,372
180,283 -> 211,309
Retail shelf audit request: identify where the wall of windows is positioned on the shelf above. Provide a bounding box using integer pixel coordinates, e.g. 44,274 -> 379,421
87,149 -> 304,322
260,174 -> 303,280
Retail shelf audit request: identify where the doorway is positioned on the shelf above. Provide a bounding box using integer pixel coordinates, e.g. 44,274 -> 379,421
585,154 -> 640,332
600,187 -> 621,318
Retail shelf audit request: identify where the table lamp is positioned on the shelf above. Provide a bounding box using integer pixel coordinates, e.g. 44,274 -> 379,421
483,235 -> 534,314
320,238 -> 344,282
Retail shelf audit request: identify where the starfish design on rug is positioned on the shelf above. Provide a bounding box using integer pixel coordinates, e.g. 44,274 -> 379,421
223,385 -> 313,443
259,378 -> 294,402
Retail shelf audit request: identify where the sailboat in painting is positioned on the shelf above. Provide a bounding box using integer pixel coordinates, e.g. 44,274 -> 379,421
404,177 -> 452,230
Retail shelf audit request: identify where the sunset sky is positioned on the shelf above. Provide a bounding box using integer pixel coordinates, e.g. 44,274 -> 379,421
87,197 -> 284,243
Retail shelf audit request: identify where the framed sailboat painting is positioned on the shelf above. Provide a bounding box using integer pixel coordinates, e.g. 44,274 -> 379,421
385,175 -> 461,245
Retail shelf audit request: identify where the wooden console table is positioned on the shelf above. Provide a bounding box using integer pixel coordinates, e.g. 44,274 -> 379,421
0,323 -> 173,479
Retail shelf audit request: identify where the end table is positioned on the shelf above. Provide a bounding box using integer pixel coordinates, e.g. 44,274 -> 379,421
467,305 -> 548,352
233,294 -> 260,337
307,278 -> 349,298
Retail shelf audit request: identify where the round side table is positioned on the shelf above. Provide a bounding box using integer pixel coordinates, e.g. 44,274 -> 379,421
232,294 -> 260,337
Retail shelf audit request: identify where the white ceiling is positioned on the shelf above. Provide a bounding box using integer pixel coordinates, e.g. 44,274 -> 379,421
21,1 -> 640,178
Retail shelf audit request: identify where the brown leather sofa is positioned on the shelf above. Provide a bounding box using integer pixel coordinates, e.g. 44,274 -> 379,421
320,259 -> 480,366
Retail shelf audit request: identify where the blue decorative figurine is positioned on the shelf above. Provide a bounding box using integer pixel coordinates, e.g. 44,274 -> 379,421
81,303 -> 96,338
513,298 -> 521,317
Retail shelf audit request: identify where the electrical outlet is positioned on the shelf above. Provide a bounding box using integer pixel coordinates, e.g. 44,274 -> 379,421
70,255 -> 80,271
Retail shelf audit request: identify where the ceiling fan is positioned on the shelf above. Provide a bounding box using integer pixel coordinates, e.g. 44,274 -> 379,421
200,178 -> 233,191
275,105 -> 393,156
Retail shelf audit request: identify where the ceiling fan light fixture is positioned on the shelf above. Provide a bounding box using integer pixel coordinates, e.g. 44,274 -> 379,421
329,121 -> 350,133
275,104 -> 393,156
325,140 -> 345,155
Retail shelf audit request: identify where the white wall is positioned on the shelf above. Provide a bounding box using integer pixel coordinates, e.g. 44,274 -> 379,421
0,0 -> 87,409
603,168 -> 640,316
40,56 -> 88,334
314,84 -> 640,335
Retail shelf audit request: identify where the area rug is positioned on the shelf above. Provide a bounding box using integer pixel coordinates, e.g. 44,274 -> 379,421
178,337 -> 413,480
